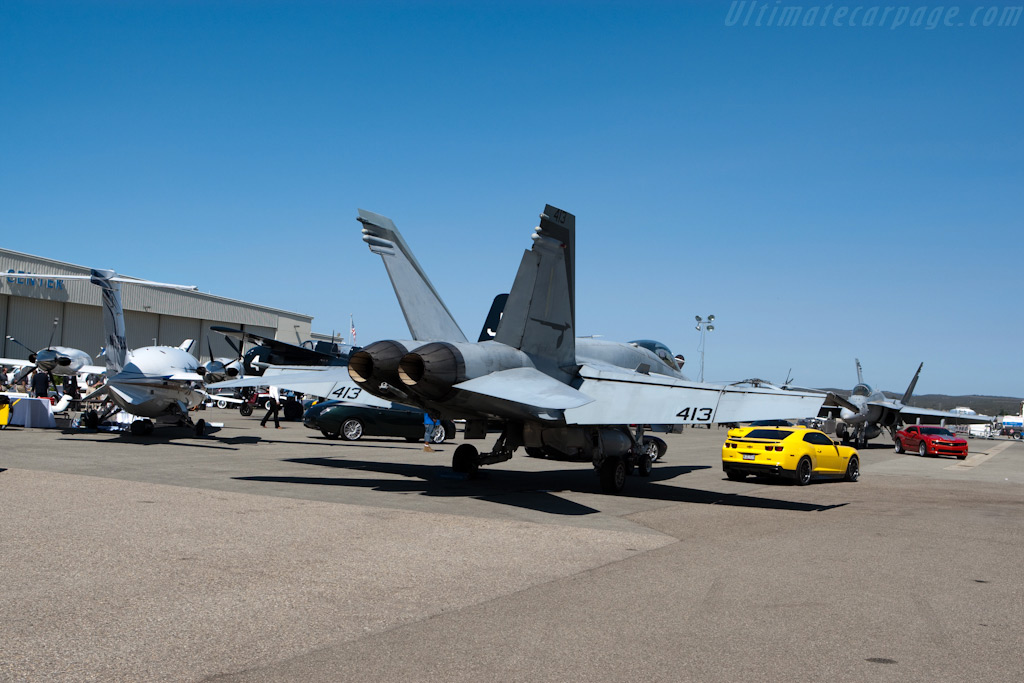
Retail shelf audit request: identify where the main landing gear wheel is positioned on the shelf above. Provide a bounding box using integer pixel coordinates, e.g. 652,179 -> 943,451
599,457 -> 627,494
195,419 -> 206,437
637,452 -> 654,477
894,439 -> 904,454
130,420 -> 147,436
341,419 -> 364,441
845,456 -> 860,482
795,457 -> 812,486
239,403 -> 253,417
84,410 -> 100,430
452,444 -> 479,475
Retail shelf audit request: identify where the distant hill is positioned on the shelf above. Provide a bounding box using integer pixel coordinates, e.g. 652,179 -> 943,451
818,390 -> 1023,416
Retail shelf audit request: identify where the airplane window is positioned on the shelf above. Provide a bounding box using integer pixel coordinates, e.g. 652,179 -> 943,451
852,384 -> 872,397
629,339 -> 679,370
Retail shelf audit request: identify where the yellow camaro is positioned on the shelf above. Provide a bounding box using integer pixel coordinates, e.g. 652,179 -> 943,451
722,426 -> 860,485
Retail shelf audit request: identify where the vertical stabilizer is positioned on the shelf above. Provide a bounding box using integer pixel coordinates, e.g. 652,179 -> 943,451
494,205 -> 575,378
477,293 -> 508,342
357,209 -> 467,342
90,268 -> 127,373
855,358 -> 864,385
901,362 -> 923,404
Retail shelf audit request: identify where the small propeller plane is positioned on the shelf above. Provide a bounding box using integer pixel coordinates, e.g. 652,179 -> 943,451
2,321 -> 106,386
349,204 -> 826,493
17,269 -> 211,436
821,359 -> 992,447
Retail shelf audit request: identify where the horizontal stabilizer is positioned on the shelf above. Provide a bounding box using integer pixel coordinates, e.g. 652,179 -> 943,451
565,365 -> 825,426
453,367 -> 594,410
208,366 -> 393,407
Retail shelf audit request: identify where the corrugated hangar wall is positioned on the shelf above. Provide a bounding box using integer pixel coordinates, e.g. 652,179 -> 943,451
0,249 -> 313,361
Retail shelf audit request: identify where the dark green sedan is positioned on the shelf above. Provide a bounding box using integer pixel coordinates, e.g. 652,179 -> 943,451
303,401 -> 457,443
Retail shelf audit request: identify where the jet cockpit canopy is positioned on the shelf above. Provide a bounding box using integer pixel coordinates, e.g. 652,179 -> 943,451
629,340 -> 679,371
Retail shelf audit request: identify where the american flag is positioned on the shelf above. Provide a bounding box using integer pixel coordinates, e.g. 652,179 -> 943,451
349,315 -> 356,346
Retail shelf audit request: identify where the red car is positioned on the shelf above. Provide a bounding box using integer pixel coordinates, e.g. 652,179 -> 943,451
894,425 -> 968,459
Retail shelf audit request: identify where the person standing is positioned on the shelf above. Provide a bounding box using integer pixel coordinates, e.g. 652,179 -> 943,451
260,387 -> 281,429
422,412 -> 438,452
31,370 -> 51,399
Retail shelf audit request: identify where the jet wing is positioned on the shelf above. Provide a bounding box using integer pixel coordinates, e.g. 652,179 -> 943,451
898,405 -> 993,425
207,367 -> 393,408
564,365 -> 825,426
0,357 -> 34,368
453,368 -> 594,410
79,365 -> 108,376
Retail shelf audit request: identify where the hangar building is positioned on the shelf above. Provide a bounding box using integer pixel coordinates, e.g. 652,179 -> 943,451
1,248 -> 313,364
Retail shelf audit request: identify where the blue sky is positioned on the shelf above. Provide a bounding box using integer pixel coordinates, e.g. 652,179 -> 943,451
2,1 -> 1021,396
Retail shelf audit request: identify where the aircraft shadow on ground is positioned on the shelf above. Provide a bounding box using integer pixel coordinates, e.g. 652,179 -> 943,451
234,457 -> 843,515
56,427 -> 255,450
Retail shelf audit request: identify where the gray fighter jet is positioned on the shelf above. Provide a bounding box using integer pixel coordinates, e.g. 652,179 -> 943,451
350,204 -> 825,493
821,359 -> 991,446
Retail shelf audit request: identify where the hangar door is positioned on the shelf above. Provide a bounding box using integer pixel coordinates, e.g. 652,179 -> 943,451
159,315 -> 202,351
124,311 -> 160,351
62,303 -> 104,359
6,297 -> 63,357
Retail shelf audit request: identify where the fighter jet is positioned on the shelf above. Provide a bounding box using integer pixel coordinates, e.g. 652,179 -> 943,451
17,269 -> 210,435
349,204 -> 825,493
821,359 -> 992,446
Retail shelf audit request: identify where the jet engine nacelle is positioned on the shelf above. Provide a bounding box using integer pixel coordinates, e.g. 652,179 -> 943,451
397,341 -> 533,401
864,424 -> 882,440
348,339 -> 431,391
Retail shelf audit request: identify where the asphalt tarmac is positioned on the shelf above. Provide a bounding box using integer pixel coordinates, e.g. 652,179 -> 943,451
2,412 -> 1022,682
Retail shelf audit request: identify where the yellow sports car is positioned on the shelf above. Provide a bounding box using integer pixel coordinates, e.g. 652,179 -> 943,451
722,426 -> 860,485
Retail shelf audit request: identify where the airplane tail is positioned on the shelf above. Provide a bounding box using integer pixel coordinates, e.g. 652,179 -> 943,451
357,209 -> 468,343
494,205 -> 576,378
855,358 -> 864,385
900,362 -> 923,404
477,294 -> 508,342
90,269 -> 127,374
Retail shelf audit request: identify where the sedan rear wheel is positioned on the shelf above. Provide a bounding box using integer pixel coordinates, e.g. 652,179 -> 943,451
341,418 -> 364,441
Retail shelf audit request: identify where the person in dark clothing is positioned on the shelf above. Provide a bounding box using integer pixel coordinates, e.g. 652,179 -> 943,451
31,371 -> 51,399
63,375 -> 80,400
261,395 -> 281,428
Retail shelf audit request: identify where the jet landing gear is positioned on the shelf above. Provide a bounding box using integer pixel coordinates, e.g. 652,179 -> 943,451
130,420 -> 155,436
451,430 -> 516,476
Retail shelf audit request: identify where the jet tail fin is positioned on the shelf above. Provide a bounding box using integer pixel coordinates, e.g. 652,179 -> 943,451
357,209 -> 468,342
179,339 -> 195,352
477,294 -> 508,342
90,269 -> 127,374
901,362 -> 923,404
494,205 -> 575,378
855,358 -> 864,385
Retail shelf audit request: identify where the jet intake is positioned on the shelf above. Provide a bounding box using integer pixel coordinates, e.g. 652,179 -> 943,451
398,341 -> 534,402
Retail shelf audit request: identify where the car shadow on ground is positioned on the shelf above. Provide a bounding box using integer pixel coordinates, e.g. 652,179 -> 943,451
233,457 -> 844,516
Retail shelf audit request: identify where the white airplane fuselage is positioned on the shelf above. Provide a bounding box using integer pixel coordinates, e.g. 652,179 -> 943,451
105,346 -> 205,420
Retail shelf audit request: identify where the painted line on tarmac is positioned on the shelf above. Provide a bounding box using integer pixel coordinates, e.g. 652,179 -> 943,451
945,440 -> 1013,470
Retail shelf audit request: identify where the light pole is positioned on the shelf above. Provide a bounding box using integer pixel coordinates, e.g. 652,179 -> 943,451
695,314 -> 715,382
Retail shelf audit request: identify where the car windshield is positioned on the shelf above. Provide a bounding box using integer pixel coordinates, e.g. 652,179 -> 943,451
743,429 -> 794,440
921,427 -> 955,437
